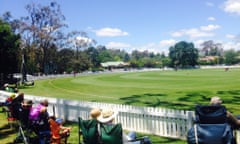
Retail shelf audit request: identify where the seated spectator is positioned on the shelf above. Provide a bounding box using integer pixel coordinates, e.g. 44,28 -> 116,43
3,83 -> 14,92
49,116 -> 71,143
29,99 -> 50,141
29,99 -> 49,122
5,93 -> 16,106
14,99 -> 34,143
210,96 -> 240,129
19,99 -> 33,128
97,108 -> 152,144
89,107 -> 101,119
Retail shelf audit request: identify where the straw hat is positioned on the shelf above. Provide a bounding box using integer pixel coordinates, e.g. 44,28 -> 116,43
210,96 -> 222,105
97,108 -> 118,123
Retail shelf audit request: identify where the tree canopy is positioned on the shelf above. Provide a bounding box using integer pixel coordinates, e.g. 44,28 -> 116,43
169,41 -> 199,68
0,19 -> 21,84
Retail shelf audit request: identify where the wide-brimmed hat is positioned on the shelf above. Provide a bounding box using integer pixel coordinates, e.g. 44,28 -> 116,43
97,108 -> 118,123
210,96 -> 222,105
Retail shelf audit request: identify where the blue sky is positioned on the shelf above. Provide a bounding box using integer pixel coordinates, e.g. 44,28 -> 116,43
1,0 -> 240,54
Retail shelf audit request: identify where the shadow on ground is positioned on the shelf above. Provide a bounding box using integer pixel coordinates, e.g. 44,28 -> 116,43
119,90 -> 240,110
0,123 -> 17,143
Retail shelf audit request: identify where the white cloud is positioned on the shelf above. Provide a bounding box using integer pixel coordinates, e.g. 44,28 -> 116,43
207,17 -> 216,21
171,31 -> 184,37
200,24 -> 221,31
222,41 -> 240,50
206,2 -> 215,7
106,42 -> 131,49
95,28 -> 129,37
76,36 -> 92,43
159,39 -> 177,48
226,34 -> 236,39
193,40 -> 205,48
170,24 -> 221,39
171,28 -> 215,39
130,39 -> 177,54
223,0 -> 240,15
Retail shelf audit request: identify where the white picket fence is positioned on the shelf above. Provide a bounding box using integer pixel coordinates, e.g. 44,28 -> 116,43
1,90 -> 240,142
0,90 -> 193,140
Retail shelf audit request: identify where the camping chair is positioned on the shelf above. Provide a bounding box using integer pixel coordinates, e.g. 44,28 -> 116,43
14,106 -> 32,144
98,122 -> 123,144
78,117 -> 148,144
78,117 -> 99,144
4,94 -> 23,128
49,118 -> 70,144
187,105 -> 235,144
98,123 -> 149,144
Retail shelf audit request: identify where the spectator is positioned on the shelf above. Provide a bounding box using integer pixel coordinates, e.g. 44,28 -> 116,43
97,108 -> 152,144
20,99 -> 34,127
89,107 -> 101,119
49,116 -> 71,143
5,93 -> 16,105
210,96 -> 240,128
3,83 -> 14,92
29,99 -> 49,122
14,99 -> 34,143
29,99 -> 50,142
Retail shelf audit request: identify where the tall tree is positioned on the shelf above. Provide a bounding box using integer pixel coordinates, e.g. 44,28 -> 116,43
86,47 -> 100,68
200,40 -> 223,56
56,48 -> 75,73
169,41 -> 198,68
17,1 -> 67,74
0,19 -> 21,84
224,49 -> 239,65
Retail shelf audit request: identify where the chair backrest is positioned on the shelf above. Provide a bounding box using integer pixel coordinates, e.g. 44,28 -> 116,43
195,105 -> 227,124
99,123 -> 123,144
187,123 -> 234,144
78,117 -> 99,144
187,105 -> 234,144
49,118 -> 61,138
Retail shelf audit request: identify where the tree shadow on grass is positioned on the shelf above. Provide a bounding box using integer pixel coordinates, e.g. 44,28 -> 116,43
120,93 -> 166,104
120,92 -> 213,110
217,90 -> 240,95
119,90 -> 240,111
120,93 -> 190,109
0,123 -> 17,142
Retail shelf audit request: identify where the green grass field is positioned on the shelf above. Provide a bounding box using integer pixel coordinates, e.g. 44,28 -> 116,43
1,68 -> 239,143
22,68 -> 240,113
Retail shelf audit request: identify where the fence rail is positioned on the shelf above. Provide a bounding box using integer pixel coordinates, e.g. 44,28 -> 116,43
1,90 -> 240,142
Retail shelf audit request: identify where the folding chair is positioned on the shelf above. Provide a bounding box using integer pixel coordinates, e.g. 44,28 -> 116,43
98,123 -> 123,144
187,105 -> 235,144
78,117 -> 99,144
79,117 -> 150,144
49,118 -> 70,144
99,123 -> 149,144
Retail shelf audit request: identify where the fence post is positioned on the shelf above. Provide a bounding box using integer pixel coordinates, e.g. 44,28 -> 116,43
186,111 -> 194,132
